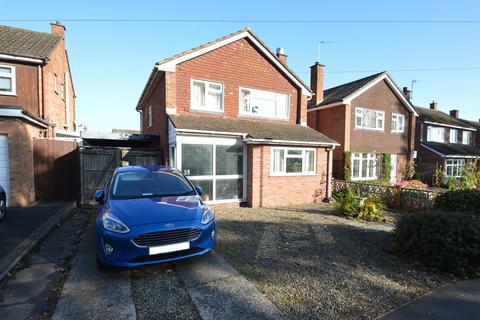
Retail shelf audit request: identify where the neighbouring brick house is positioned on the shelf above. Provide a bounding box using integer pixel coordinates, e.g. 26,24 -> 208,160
307,66 -> 417,182
414,102 -> 479,183
0,22 -> 76,206
136,28 -> 338,207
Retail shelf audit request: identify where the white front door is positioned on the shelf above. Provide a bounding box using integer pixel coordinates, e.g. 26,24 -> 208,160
0,135 -> 10,206
390,154 -> 397,183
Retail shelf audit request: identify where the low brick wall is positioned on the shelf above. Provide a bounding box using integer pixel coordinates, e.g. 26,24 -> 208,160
333,179 -> 445,210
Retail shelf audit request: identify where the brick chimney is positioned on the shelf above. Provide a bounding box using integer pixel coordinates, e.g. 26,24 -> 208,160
430,101 -> 438,110
450,109 -> 459,119
276,48 -> 287,64
310,62 -> 325,105
403,87 -> 412,101
51,21 -> 65,37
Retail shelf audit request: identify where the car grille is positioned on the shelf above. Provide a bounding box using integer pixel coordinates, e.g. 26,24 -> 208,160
132,228 -> 202,247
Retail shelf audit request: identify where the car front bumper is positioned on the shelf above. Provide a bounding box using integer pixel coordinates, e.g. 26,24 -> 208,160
95,218 -> 216,267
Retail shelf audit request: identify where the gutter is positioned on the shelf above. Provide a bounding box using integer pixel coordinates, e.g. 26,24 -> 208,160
244,138 -> 340,147
0,107 -> 48,128
0,53 -> 43,64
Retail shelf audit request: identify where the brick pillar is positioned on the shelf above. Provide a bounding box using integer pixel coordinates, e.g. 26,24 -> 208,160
323,147 -> 334,203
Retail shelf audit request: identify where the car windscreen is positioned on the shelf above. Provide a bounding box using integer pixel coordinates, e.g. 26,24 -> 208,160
110,170 -> 195,200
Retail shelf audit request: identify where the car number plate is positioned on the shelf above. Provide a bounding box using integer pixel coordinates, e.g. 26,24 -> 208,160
149,242 -> 190,255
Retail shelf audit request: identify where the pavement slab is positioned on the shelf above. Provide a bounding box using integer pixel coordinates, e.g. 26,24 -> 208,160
52,218 -> 137,320
377,279 -> 480,320
176,252 -> 283,320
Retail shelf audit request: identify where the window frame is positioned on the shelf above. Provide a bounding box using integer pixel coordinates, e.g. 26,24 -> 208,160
445,159 -> 464,177
53,73 -> 58,93
426,126 -> 445,142
391,113 -> 405,133
0,65 -> 16,96
462,131 -> 472,145
355,107 -> 385,131
270,147 -> 317,176
238,86 -> 290,120
147,105 -> 152,128
449,129 -> 458,143
351,153 -> 378,181
190,78 -> 224,113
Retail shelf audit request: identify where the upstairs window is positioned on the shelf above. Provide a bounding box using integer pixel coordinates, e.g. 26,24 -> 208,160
60,83 -> 65,100
462,131 -> 472,145
449,129 -> 458,143
427,126 -> 445,142
239,87 -> 289,120
0,65 -> 16,95
391,113 -> 405,133
355,107 -> 384,131
191,79 -> 223,113
53,74 -> 58,92
271,148 -> 316,175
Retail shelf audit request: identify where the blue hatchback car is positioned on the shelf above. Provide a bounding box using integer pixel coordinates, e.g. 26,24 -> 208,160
94,165 -> 216,268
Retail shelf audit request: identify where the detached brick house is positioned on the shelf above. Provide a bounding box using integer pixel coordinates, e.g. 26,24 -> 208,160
414,102 -> 479,182
136,29 -> 338,207
0,23 -> 76,206
307,67 -> 417,182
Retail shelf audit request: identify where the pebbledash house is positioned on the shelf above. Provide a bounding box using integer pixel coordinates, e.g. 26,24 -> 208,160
136,29 -> 338,207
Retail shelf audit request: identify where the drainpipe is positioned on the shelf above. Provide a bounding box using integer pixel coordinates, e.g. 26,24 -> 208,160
323,145 -> 335,203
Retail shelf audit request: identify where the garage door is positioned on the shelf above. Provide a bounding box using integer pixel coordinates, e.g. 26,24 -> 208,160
0,135 -> 10,206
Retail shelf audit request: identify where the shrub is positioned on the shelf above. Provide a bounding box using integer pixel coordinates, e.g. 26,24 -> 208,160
396,179 -> 429,190
393,212 -> 480,277
344,151 -> 352,181
448,159 -> 480,191
402,160 -> 416,181
381,153 -> 392,183
434,189 -> 480,213
333,188 -> 386,222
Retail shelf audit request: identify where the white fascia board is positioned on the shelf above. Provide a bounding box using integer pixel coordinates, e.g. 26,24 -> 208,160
156,31 -> 312,97
244,138 -> 340,147
175,128 -> 248,138
307,102 -> 344,112
342,73 -> 419,117
0,108 -> 47,128
0,53 -> 43,64
424,121 -> 477,131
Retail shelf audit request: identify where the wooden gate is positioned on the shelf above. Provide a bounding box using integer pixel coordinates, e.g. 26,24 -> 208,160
33,138 -> 79,201
79,147 -> 162,204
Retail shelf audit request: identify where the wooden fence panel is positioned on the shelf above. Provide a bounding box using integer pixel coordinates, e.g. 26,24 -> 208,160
33,138 -> 79,201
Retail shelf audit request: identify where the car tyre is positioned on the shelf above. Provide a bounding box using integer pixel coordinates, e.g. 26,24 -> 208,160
0,195 -> 6,221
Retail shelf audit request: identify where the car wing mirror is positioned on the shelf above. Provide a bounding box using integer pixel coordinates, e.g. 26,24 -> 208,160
195,186 -> 204,196
95,189 -> 106,204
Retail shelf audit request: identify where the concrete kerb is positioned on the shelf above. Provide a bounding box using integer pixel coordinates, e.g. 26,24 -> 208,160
0,202 -> 76,282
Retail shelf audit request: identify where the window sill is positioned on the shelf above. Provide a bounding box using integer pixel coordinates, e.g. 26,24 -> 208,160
190,107 -> 224,115
354,127 -> 384,132
238,114 -> 289,122
391,130 -> 405,134
0,92 -> 16,96
351,177 -> 378,181
270,172 -> 317,177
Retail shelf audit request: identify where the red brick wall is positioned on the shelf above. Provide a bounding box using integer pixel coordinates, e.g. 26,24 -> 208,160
247,144 -> 327,207
0,60 -> 40,116
0,118 -> 44,206
350,80 -> 411,155
174,38 -> 302,124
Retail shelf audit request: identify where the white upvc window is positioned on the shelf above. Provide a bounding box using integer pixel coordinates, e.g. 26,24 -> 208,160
351,153 -> 378,180
60,83 -> 65,100
426,126 -> 445,142
239,87 -> 289,120
355,107 -> 385,131
271,147 -> 316,176
462,131 -> 472,145
391,113 -> 405,133
147,105 -> 152,128
449,129 -> 458,143
445,159 -> 464,177
0,65 -> 16,95
190,79 -> 224,113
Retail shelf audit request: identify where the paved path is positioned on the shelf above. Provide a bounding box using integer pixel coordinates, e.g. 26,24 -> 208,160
176,252 -> 284,320
52,217 -> 136,320
377,279 -> 480,320
0,208 -> 88,320
0,202 -> 67,260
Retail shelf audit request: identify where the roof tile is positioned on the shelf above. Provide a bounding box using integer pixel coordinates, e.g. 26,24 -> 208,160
0,25 -> 61,59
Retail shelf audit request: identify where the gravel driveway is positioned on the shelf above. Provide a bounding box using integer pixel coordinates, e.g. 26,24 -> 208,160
214,205 -> 448,320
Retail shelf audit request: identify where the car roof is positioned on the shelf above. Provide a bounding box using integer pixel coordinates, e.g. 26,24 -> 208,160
115,165 -> 176,174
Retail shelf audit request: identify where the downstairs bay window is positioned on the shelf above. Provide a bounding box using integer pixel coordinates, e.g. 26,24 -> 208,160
271,148 -> 316,175
445,159 -> 464,177
351,153 -> 378,180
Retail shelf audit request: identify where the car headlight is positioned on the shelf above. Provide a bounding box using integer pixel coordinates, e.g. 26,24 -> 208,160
102,212 -> 130,233
201,205 -> 215,224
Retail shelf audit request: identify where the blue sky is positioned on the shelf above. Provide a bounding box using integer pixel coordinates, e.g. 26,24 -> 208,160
1,0 -> 479,131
